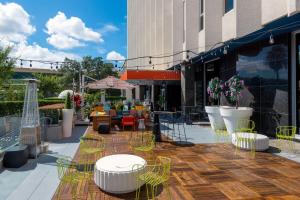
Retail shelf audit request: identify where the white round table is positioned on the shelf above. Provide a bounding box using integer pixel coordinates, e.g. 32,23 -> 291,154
94,154 -> 146,194
232,132 -> 269,151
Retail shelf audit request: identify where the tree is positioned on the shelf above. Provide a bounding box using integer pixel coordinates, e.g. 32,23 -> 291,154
266,45 -> 287,80
34,73 -> 63,98
0,46 -> 15,88
59,56 -> 119,92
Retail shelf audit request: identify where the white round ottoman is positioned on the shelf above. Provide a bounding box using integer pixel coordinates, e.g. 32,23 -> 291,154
232,132 -> 269,151
94,154 -> 146,194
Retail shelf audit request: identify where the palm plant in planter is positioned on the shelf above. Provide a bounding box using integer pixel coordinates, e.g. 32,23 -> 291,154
62,92 -> 74,137
205,77 -> 225,130
220,75 -> 253,134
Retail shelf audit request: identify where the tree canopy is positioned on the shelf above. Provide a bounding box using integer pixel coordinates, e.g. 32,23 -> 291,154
0,47 -> 15,88
34,73 -> 63,98
59,56 -> 119,91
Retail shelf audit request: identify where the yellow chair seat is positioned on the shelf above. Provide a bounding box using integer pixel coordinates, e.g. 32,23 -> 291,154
139,172 -> 166,186
134,146 -> 153,152
81,147 -> 102,154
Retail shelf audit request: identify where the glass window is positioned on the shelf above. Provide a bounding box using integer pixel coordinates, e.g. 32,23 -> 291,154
199,0 -> 204,31
225,0 -> 234,13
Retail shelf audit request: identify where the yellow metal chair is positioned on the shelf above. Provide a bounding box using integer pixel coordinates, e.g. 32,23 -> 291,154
236,119 -> 255,133
56,156 -> 81,200
130,133 -> 155,162
133,156 -> 171,200
276,126 -> 296,153
79,134 -> 105,169
213,122 -> 229,143
235,120 -> 256,157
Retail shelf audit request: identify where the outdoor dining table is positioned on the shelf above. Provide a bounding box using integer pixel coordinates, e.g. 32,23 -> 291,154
94,154 -> 146,194
152,111 -> 176,142
90,111 -> 110,131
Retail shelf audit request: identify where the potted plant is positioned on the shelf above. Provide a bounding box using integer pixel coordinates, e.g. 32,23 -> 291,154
205,77 -> 225,130
220,75 -> 253,134
62,92 -> 74,137
134,100 -> 144,111
74,94 -> 82,120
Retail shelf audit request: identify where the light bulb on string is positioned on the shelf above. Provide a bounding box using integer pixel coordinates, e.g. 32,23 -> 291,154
114,60 -> 118,68
152,65 -> 154,70
223,47 -> 228,54
269,33 -> 274,44
56,62 -> 59,69
20,59 -> 23,67
50,63 -> 53,69
186,50 -> 190,61
29,60 -> 32,67
149,57 -> 152,65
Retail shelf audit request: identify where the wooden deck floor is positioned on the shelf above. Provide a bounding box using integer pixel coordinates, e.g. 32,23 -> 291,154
53,127 -> 300,200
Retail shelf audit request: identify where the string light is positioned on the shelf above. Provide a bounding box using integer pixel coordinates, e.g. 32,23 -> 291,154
56,62 -> 59,69
149,56 -> 152,64
223,46 -> 228,54
8,20 -> 300,70
114,60 -> 118,68
50,63 -> 53,69
29,60 -> 32,67
20,59 -> 23,67
269,33 -> 274,44
186,50 -> 190,61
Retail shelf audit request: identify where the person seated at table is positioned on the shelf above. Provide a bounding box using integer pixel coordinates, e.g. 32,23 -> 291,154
94,104 -> 104,112
143,110 -> 153,130
109,109 -> 122,129
129,109 -> 137,117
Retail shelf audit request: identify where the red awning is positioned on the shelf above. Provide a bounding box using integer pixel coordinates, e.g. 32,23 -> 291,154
120,70 -> 181,81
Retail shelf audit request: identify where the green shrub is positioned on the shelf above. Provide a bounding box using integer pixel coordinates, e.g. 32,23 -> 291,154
0,99 -> 64,116
65,93 -> 72,109
40,109 -> 60,124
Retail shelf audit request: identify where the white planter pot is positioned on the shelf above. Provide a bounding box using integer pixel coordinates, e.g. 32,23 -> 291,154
62,109 -> 74,138
205,106 -> 225,130
220,106 -> 253,134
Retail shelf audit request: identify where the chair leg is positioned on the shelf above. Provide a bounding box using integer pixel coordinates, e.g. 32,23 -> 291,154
163,182 -> 171,200
177,123 -> 181,142
56,182 -> 64,200
182,123 -> 187,142
146,184 -> 150,200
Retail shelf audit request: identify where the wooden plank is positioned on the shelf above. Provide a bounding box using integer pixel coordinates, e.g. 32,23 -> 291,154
52,127 -> 300,200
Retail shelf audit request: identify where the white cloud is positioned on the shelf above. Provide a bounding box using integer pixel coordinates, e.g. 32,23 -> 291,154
106,51 -> 125,61
10,42 -> 80,68
99,24 -> 119,34
0,2 -> 36,43
0,3 -> 80,69
45,11 -> 103,49
47,33 -> 85,50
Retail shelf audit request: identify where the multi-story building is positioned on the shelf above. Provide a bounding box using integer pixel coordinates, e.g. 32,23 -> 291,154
125,0 -> 300,136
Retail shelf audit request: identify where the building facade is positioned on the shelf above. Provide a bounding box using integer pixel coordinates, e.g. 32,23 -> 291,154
127,0 -> 300,136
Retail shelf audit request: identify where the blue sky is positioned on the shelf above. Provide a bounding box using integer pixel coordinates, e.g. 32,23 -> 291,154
0,0 -> 127,67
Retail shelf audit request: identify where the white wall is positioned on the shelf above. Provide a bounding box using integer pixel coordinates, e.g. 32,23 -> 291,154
261,0 -> 287,25
185,0 -> 199,54
173,0 -> 183,66
204,0 -> 223,51
222,9 -> 237,41
236,0 -> 262,38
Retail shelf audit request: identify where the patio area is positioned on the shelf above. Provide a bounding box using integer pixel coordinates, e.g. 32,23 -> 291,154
51,125 -> 300,200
